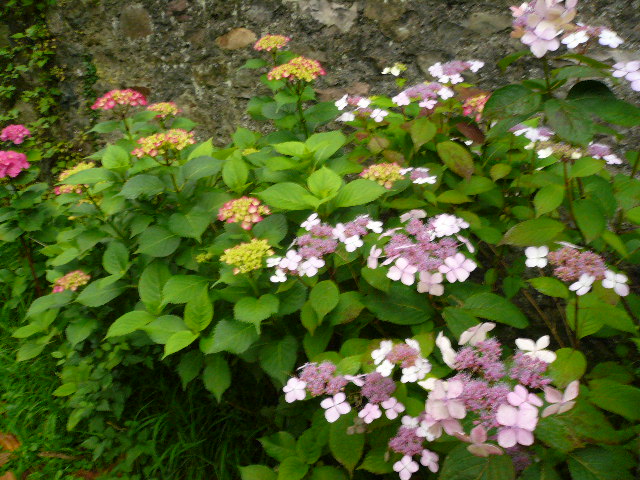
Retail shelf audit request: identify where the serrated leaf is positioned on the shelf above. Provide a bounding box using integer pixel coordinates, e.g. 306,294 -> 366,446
75,279 -> 126,307
168,211 -> 211,240
200,319 -> 258,354
239,465 -> 276,480
163,330 -> 199,358
588,380 -> 640,421
203,354 -> 231,401
184,291 -> 214,332
332,179 -> 387,208
500,218 -> 564,246
102,241 -> 129,275
463,292 -> 528,328
106,311 -> 156,338
258,335 -> 297,384
119,175 -> 165,199
309,280 -> 339,320
362,285 -> 434,325
257,183 -> 317,210
573,199 -> 605,243
439,444 -> 515,480
549,348 -> 586,388
162,275 -> 208,304
137,226 -> 181,257
234,294 -> 279,332
307,167 -> 342,199
534,184 -> 564,217
329,413 -> 364,475
138,262 -> 171,313
410,117 -> 437,149
277,457 -> 308,480
545,99 -> 594,146
177,350 -> 203,390
437,141 -> 475,180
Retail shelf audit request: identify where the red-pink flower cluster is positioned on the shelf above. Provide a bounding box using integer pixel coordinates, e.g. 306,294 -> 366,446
463,93 -> 490,122
52,270 -> 91,293
147,102 -> 181,118
254,34 -> 291,52
267,56 -> 326,82
0,124 -> 31,144
217,196 -> 271,230
131,129 -> 195,158
91,89 -> 147,111
0,150 -> 29,178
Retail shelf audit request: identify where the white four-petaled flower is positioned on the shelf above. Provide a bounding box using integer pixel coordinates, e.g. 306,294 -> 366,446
542,380 -> 579,417
602,270 -> 629,296
381,397 -> 405,419
388,257 -> 418,286
438,253 -> 477,283
525,246 -> 548,268
569,273 -> 595,296
320,393 -> 351,423
301,213 -> 321,231
358,403 -> 382,424
370,109 -> 389,122
515,335 -> 557,363
283,378 -> 307,403
458,322 -> 495,346
393,456 -> 419,480
417,271 -> 444,296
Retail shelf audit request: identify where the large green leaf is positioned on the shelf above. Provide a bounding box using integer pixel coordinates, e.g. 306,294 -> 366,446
259,432 -> 297,462
500,218 -> 564,246
137,226 -> 181,257
138,262 -> 171,313
119,174 -> 165,199
180,156 -> 222,181
439,444 -> 515,480
258,335 -> 297,384
202,354 -> 231,401
200,319 -> 258,354
239,465 -> 276,480
463,292 -> 528,328
163,330 -> 199,358
101,144 -> 130,170
437,141 -> 475,180
277,457 -> 308,480
168,211 -> 211,241
548,348 -> 586,388
307,167 -> 342,199
26,291 -> 72,318
410,117 -> 437,149
568,446 -> 635,480
483,84 -> 541,117
332,179 -> 387,208
162,275 -> 208,304
329,413 -> 364,475
102,241 -> 129,275
75,279 -> 127,307
309,280 -> 339,321
544,99 -> 594,146
362,285 -> 433,325
234,294 -> 279,332
257,183 -> 317,210
106,311 -> 156,338
588,380 -> 640,421
534,184 -> 564,217
573,199 -> 605,243
184,291 -> 214,332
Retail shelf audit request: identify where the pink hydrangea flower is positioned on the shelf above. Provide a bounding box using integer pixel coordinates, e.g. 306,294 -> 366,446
507,385 -> 544,409
458,322 -> 495,346
283,378 -> 307,403
382,397 -> 405,419
542,380 -> 579,417
420,449 -> 439,473
0,124 -> 31,144
426,380 -> 466,420
358,403 -> 382,424
416,271 -> 444,296
320,392 -> 351,422
52,270 -> 91,293
254,34 -> 291,51
393,455 -> 419,480
388,258 -> 418,286
496,403 -> 538,448
455,426 -> 503,457
438,253 -> 477,283
217,196 -> 271,230
267,56 -> 326,82
91,89 -> 147,110
0,150 -> 29,178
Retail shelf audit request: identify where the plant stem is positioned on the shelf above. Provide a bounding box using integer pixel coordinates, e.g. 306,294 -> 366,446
573,295 -> 580,349
84,189 -> 128,241
19,235 -> 43,297
620,296 -> 639,326
295,82 -> 310,139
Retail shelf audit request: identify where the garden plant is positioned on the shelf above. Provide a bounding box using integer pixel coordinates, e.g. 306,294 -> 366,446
0,0 -> 639,479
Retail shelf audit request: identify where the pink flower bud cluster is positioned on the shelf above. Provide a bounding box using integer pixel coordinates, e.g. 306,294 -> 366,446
392,82 -> 454,109
360,162 -> 405,189
267,56 -> 326,82
587,142 -> 623,165
91,89 -> 147,110
462,93 -> 490,122
428,60 -> 485,84
147,102 -> 181,118
368,212 -> 475,296
612,61 -> 640,92
268,214 -> 380,282
529,245 -> 630,296
217,196 -> 271,230
0,150 -> 29,178
55,162 -> 95,195
372,339 -> 432,383
254,34 -> 291,51
0,124 -> 31,144
52,270 -> 91,293
131,129 -> 196,158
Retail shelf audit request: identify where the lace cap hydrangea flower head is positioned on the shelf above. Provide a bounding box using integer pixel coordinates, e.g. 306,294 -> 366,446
52,270 -> 91,293
0,150 -> 29,179
400,167 -> 437,185
91,89 -> 147,111
55,161 -> 95,195
360,162 -> 405,189
0,124 -> 31,145
131,129 -> 196,158
547,246 -> 606,283
219,238 -> 274,274
147,102 -> 181,119
217,197 -> 271,230
267,56 -> 326,82
254,34 -> 291,52
428,60 -> 484,84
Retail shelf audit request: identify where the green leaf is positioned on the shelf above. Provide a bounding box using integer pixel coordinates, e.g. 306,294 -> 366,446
327,291 -> 364,326
497,50 -> 531,72
362,285 -> 433,325
240,58 -> 268,70
300,302 -> 320,335
106,311 -> 156,338
273,141 -> 308,157
277,457 -> 309,480
234,294 -> 279,332
625,206 -> 640,224
102,241 -> 129,275
257,183 -> 317,210
573,199 -> 605,243
258,335 -> 297,384
358,447 -> 393,474
239,465 -> 276,480
138,262 -> 171,313
443,307 -> 479,338
259,432 -> 297,462
329,413 -> 364,475
437,141 -> 475,180
463,292 -> 528,328
439,444 -> 515,480
63,167 -> 117,185
484,84 -> 541,117
184,291 -> 214,332
26,291 -> 72,318
306,131 -> 346,161
490,163 -> 511,181
101,144 -> 130,170
568,446 -> 635,480
570,157 -> 605,178
332,179 -> 387,208
200,319 -> 258,355
544,99 -> 594,146
137,226 -> 181,257
309,467 -> 347,480
568,294 -> 636,335
223,157 -> 249,192
437,190 -> 471,203
52,383 -> 77,397
168,211 -> 211,241
203,354 -> 231,402
66,318 -> 99,346
119,174 -> 165,199
588,380 -> 640,421
16,341 -> 47,362
548,348 -> 586,388
277,282 -> 307,315
296,425 -> 328,464
76,279 -> 126,307
307,167 -> 342,199
500,217 -> 564,246
410,117 -> 437,149
534,184 -> 564,217
361,267 -> 390,292
529,277 -> 569,299
253,214 -> 288,245
142,315 -> 187,344
177,350 -> 203,390
188,138 -> 214,160
309,280 -> 339,320
90,120 -> 121,133
163,330 -> 199,358
180,155 -> 222,181
162,275 -> 208,304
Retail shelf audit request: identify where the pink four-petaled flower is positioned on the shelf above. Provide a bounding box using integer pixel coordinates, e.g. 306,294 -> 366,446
320,393 -> 351,423
438,253 -> 477,283
542,380 -> 579,417
388,258 -> 418,286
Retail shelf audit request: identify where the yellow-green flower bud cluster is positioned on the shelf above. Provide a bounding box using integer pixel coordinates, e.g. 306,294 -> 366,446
220,239 -> 275,274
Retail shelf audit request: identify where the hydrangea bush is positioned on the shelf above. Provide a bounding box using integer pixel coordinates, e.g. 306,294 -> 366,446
1,0 -> 639,478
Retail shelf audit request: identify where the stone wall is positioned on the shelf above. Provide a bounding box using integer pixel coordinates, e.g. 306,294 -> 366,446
35,0 -> 640,142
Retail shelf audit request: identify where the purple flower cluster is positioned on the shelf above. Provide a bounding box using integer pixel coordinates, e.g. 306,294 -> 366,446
0,150 -> 29,178
455,339 -> 506,381
428,60 -> 484,84
547,246 -> 607,282
298,362 -> 348,396
510,352 -> 551,389
392,82 -> 454,109
361,372 -> 396,403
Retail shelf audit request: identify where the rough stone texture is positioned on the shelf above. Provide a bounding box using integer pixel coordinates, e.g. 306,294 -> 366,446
26,0 -> 640,143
